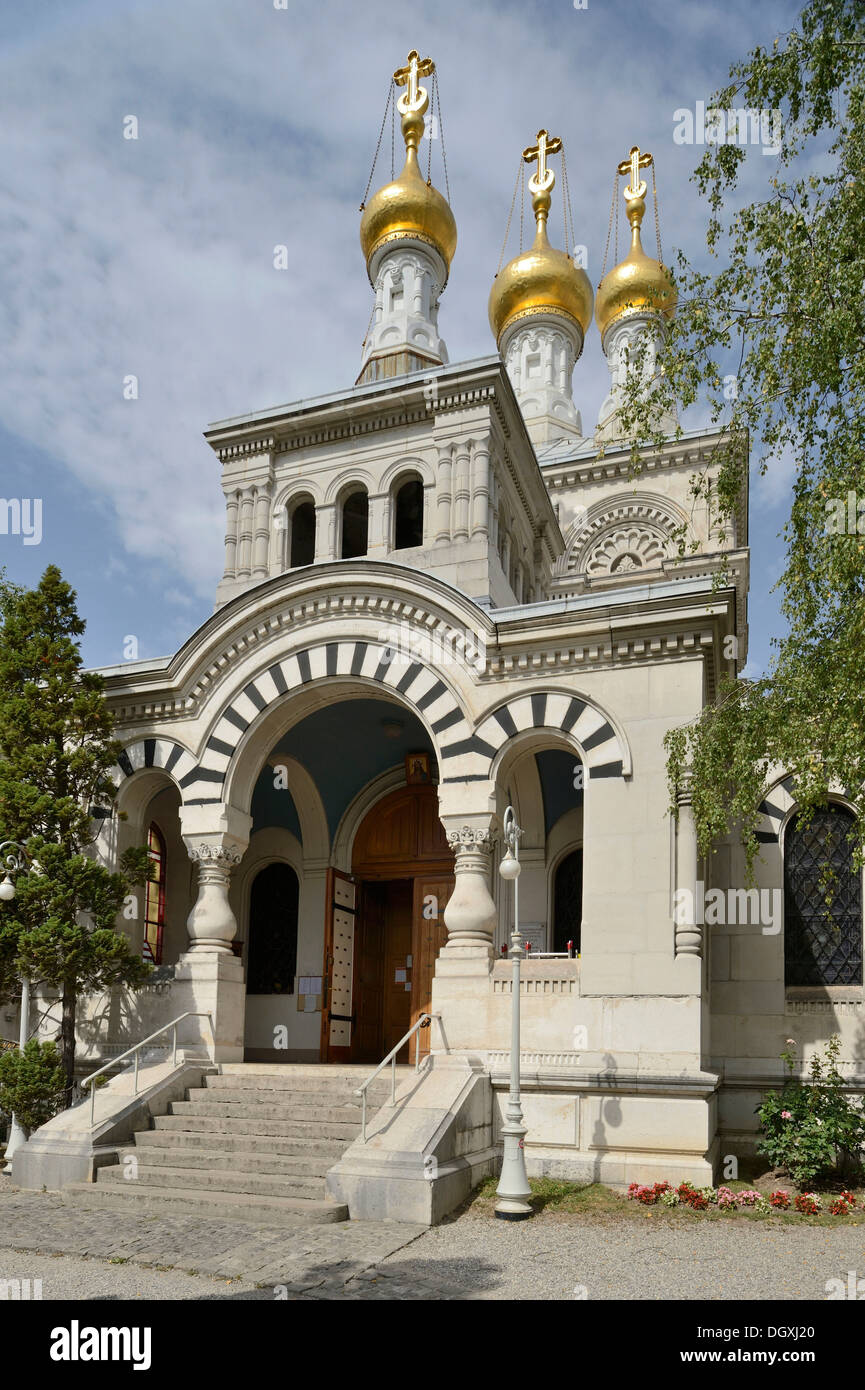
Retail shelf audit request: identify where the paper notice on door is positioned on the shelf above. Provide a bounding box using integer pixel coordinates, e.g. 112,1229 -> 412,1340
404,982 -> 412,991
395,968 -> 406,983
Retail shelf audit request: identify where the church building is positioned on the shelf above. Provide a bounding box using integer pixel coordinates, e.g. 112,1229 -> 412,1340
12,50 -> 863,1224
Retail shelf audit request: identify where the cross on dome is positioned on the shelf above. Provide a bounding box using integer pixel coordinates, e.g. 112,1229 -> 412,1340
617,145 -> 652,204
523,129 -> 563,196
393,49 -> 434,117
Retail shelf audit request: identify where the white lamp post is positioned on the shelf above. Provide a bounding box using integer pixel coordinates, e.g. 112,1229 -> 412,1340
0,842 -> 31,1174
494,806 -> 533,1220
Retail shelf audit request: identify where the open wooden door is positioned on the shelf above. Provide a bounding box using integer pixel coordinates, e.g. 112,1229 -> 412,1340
321,868 -> 356,1063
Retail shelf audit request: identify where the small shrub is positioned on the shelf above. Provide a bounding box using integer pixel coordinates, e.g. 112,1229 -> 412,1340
0,1039 -> 66,1133
757,1036 -> 865,1187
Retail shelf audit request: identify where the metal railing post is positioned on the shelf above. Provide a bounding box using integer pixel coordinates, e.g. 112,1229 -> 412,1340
172,1022 -> 177,1067
134,1048 -> 140,1094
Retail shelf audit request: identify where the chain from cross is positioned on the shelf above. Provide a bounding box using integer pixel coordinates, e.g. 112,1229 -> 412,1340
394,49 -> 435,117
617,145 -> 652,203
522,129 -> 562,195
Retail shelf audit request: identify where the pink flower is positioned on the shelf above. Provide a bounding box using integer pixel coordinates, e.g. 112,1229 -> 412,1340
781,1110 -> 792,1119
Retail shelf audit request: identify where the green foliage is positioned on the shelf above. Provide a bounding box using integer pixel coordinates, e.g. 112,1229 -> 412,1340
757,1036 -> 865,1185
0,566 -> 152,1099
614,0 -> 865,871
0,1038 -> 66,1133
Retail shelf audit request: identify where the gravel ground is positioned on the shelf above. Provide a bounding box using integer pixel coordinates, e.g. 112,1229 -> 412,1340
0,1246 -> 268,1300
3,1182 -> 865,1300
376,1208 -> 865,1300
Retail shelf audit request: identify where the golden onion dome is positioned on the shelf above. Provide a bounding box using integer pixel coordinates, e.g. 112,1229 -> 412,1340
595,164 -> 676,342
488,142 -> 592,347
360,57 -> 456,284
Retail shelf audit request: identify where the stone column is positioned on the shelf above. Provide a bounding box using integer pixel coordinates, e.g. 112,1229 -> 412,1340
316,503 -> 336,562
174,804 -> 251,1062
439,823 -> 496,969
434,441 -> 453,544
251,485 -> 271,578
222,491 -> 239,581
236,488 -> 255,579
368,491 -> 388,558
469,436 -> 491,539
674,783 -> 702,991
452,441 -> 470,542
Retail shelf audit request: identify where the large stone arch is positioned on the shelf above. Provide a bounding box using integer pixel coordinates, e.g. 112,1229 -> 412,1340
479,690 -> 631,782
190,638 -> 476,815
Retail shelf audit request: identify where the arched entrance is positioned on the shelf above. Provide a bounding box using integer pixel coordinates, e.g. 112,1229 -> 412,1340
321,783 -> 454,1063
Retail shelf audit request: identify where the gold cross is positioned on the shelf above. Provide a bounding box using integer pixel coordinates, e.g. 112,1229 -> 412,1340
394,49 -> 435,116
523,129 -> 562,195
617,145 -> 652,201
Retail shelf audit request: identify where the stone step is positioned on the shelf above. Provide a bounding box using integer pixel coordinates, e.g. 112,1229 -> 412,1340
189,1089 -> 378,1112
119,1145 -> 333,1178
62,1181 -> 347,1226
220,1063 -> 413,1079
206,1071 -> 402,1095
170,1099 -> 367,1125
135,1128 -> 347,1159
190,1087 -> 369,1111
97,1162 -> 325,1200
153,1113 -> 361,1140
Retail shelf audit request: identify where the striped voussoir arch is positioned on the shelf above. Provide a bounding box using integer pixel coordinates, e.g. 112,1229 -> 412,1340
182,639 -> 478,803
108,738 -> 200,803
473,692 -> 627,780
755,776 -> 796,844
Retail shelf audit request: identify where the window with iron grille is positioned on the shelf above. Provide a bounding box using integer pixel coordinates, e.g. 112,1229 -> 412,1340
784,804 -> 862,987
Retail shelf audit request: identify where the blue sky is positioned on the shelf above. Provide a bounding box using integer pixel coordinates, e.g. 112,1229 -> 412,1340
0,0 -> 801,672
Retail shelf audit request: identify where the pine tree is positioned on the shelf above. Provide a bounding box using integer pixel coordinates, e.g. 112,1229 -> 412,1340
0,566 -> 150,1106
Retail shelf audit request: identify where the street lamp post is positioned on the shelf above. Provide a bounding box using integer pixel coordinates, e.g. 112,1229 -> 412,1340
494,806 -> 533,1220
0,842 -> 31,1174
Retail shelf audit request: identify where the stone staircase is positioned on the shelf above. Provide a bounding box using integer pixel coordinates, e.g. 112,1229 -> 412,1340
63,1064 -> 408,1226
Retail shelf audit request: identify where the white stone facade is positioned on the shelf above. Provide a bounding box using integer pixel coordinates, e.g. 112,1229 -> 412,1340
27,340 -> 859,1206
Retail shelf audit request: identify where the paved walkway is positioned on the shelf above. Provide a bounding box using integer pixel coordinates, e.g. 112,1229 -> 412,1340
2,1182 -> 865,1300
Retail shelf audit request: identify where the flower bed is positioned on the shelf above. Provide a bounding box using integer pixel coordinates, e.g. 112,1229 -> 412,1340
626,1181 -> 860,1216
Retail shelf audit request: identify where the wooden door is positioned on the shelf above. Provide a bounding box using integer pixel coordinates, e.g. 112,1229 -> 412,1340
411,875 -> 453,1058
381,880 -> 413,1061
321,868 -> 356,1063
352,881 -> 386,1063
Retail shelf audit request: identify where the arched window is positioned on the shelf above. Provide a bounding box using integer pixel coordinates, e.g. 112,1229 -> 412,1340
553,848 -> 582,954
289,500 -> 315,567
247,863 -> 299,994
341,489 -> 368,559
143,823 -> 166,966
394,477 -> 423,549
784,804 -> 862,986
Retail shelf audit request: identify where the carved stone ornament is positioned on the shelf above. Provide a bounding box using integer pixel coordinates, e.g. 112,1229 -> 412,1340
186,842 -> 244,868
447,826 -> 495,853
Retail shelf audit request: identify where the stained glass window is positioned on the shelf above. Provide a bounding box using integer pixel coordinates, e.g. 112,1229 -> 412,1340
784,804 -> 862,986
143,823 -> 166,966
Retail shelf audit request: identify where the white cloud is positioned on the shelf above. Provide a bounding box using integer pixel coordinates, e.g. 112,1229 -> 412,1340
0,0 -> 800,621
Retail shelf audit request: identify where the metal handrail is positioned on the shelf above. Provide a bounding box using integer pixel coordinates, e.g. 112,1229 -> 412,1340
80,1012 -> 215,1126
355,1012 -> 442,1142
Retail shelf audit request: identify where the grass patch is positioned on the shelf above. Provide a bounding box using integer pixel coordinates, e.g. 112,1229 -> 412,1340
466,1175 -> 865,1225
